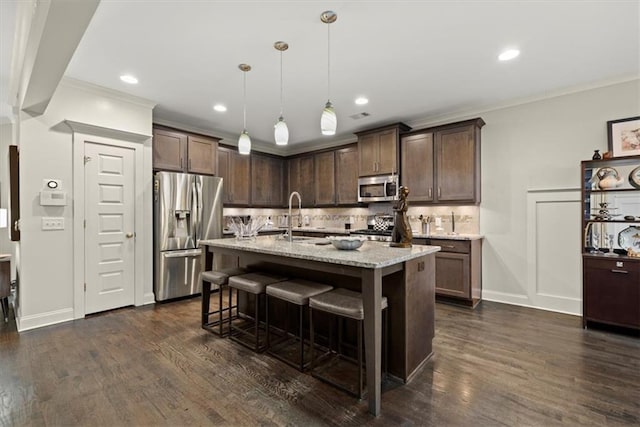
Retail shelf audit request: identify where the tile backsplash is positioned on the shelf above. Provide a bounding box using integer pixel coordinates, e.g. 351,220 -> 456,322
224,204 -> 480,234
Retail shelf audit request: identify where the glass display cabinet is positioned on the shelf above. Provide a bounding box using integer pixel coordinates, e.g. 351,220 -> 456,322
581,155 -> 640,331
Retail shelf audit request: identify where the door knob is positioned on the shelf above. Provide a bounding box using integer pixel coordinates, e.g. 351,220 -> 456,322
126,232 -> 134,238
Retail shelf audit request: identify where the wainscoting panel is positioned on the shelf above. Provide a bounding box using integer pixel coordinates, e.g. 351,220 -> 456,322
526,189 -> 582,315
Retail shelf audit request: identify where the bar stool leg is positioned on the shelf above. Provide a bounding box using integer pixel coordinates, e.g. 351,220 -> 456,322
299,305 -> 305,371
358,319 -> 363,400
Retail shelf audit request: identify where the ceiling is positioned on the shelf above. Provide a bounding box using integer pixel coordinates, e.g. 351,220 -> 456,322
3,1 -> 640,152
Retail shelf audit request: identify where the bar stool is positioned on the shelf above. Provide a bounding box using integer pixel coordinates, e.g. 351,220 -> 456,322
228,272 -> 287,352
201,267 -> 248,337
309,288 -> 388,400
265,279 -> 333,371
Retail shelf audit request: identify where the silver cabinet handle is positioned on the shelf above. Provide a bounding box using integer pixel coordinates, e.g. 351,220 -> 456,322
611,269 -> 628,274
438,187 -> 441,198
189,159 -> 192,170
428,188 -> 432,198
14,220 -> 19,231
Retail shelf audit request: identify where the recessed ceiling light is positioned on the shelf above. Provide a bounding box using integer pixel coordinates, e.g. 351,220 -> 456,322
120,74 -> 138,84
213,104 -> 227,112
355,97 -> 369,105
498,49 -> 520,61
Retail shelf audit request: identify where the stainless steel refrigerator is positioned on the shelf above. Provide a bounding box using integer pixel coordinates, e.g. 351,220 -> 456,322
154,172 -> 223,301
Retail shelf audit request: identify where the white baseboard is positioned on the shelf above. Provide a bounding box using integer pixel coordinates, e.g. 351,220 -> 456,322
17,308 -> 74,332
483,290 -> 581,317
142,292 -> 156,305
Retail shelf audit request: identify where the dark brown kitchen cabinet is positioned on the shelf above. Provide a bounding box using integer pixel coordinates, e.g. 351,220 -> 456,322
288,155 -> 315,207
153,127 -> 219,175
419,238 -> 482,308
435,122 -> 481,202
217,146 -> 250,205
401,133 -> 434,201
335,145 -> 359,205
400,118 -> 483,204
314,151 -> 336,206
583,256 -> 640,330
356,123 -> 410,177
251,154 -> 283,207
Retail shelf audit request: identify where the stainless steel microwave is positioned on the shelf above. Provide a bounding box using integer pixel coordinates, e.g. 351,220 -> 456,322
358,175 -> 399,203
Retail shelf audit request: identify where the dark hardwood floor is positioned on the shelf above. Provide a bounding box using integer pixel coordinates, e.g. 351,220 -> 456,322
1,298 -> 638,426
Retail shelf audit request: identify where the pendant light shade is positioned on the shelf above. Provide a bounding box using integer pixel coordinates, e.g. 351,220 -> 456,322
320,11 -> 337,136
274,116 -> 289,145
238,130 -> 251,155
321,101 -> 337,136
237,64 -> 252,155
274,41 -> 289,146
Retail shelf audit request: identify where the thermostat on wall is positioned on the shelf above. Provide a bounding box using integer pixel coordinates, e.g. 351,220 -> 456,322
40,179 -> 67,206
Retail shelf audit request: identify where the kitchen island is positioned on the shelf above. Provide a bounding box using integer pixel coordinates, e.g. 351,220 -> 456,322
200,235 -> 440,417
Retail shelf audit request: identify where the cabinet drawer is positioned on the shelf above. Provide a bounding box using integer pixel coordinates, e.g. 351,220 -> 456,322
429,239 -> 470,254
583,257 -> 640,273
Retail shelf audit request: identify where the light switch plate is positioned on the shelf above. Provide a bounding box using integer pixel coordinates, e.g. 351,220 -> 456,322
42,217 -> 64,230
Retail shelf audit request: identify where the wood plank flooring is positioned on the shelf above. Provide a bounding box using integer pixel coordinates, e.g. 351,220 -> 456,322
1,299 -> 638,426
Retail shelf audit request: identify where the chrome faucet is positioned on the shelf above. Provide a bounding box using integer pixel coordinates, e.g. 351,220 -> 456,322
287,191 -> 302,242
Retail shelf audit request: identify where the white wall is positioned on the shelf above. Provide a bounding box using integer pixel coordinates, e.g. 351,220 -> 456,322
478,79 -> 640,314
0,123 -> 12,256
17,78 -> 154,331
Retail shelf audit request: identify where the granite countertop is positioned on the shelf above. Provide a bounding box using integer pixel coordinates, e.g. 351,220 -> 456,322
201,235 -> 440,269
412,233 -> 484,241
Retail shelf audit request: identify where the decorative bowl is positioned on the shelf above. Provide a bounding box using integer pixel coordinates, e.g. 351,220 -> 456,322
327,236 -> 366,250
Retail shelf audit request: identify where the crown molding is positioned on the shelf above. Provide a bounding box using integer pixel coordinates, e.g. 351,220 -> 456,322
60,77 -> 157,109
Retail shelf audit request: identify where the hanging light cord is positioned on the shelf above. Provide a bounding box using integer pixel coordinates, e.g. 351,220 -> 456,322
243,71 -> 247,130
327,23 -> 331,101
280,50 -> 284,116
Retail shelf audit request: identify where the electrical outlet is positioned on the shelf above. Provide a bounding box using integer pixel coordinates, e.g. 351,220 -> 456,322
42,217 -> 64,230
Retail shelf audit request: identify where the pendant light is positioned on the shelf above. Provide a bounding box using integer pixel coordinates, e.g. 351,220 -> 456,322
320,10 -> 337,136
274,41 -> 289,146
238,64 -> 252,155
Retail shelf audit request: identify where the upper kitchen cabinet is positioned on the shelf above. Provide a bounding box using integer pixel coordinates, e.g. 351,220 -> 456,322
356,123 -> 411,177
218,146 -> 250,206
335,145 -> 359,205
288,155 -> 315,207
251,154 -> 284,207
314,151 -> 336,206
401,118 -> 484,204
435,119 -> 484,203
152,126 -> 220,175
401,133 -> 434,202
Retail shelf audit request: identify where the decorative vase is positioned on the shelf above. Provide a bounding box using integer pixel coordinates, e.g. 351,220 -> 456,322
592,150 -> 602,160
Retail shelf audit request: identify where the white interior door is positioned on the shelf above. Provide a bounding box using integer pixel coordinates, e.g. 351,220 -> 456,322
85,142 -> 135,314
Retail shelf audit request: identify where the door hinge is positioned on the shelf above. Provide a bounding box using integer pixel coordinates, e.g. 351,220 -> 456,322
84,283 -> 86,292
84,156 -> 92,164
84,219 -> 86,228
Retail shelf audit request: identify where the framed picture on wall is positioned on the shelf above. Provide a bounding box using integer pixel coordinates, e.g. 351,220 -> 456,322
607,116 -> 640,158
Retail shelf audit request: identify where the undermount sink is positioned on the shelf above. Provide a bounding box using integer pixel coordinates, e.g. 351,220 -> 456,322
291,236 -> 312,241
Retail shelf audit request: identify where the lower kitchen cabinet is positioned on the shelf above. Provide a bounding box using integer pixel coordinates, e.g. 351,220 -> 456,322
583,256 -> 640,331
415,238 -> 482,307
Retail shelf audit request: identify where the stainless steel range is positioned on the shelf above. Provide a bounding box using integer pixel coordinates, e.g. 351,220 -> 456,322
350,229 -> 392,242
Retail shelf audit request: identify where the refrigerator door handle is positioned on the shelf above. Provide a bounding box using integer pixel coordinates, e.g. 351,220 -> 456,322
163,249 -> 203,258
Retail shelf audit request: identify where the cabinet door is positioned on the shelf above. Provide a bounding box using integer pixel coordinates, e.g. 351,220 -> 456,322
584,258 -> 640,329
153,128 -> 187,172
358,134 -> 378,176
187,135 -> 218,175
377,129 -> 398,175
336,146 -> 359,205
229,150 -> 250,205
315,151 -> 336,206
288,156 -> 315,207
269,157 -> 284,207
435,125 -> 476,202
401,133 -> 434,201
251,155 -> 270,206
435,252 -> 470,298
217,148 -> 231,203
